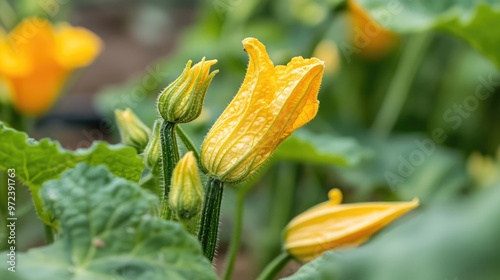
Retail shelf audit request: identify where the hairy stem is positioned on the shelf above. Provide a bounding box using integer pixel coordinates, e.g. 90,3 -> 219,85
197,177 -> 224,261
159,121 -> 180,220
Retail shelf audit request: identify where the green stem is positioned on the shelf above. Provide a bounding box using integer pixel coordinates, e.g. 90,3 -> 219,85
176,125 -> 201,163
222,186 -> 250,280
44,224 -> 54,244
256,252 -> 292,280
371,32 -> 433,137
198,177 -> 224,261
258,163 -> 296,271
160,121 -> 180,220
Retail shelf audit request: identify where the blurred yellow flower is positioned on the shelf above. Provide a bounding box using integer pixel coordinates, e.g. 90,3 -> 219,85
0,17 -> 101,116
284,189 -> 419,262
467,149 -> 500,188
312,39 -> 340,74
348,0 -> 398,59
201,37 -> 324,183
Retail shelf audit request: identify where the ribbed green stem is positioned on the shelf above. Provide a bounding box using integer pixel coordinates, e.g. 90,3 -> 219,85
160,121 -> 180,220
256,252 -> 292,280
198,177 -> 224,261
371,32 -> 433,136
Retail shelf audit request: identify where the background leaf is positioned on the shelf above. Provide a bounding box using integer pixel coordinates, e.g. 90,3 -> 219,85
0,122 -> 144,226
337,133 -> 470,203
358,0 -> 500,68
275,129 -> 369,166
0,163 -> 217,280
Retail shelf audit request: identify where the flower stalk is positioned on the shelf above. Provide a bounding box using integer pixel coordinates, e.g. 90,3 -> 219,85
159,121 -> 180,220
197,177 -> 224,261
256,252 -> 292,280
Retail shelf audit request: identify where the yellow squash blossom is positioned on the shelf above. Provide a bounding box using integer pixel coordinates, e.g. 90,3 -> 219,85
348,0 -> 398,59
0,17 -> 101,116
200,37 -> 324,183
284,189 -> 419,262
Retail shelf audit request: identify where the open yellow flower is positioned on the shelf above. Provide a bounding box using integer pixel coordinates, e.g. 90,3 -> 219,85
348,0 -> 398,59
201,37 -> 324,183
284,189 -> 419,262
0,17 -> 101,116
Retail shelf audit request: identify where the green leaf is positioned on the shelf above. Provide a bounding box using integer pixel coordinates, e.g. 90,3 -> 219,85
0,163 -> 217,280
338,134 -> 469,204
358,0 -> 500,68
285,185 -> 500,280
0,122 -> 144,226
275,129 -> 369,166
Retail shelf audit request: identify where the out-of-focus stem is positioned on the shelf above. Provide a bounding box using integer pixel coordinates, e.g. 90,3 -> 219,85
371,32 -> 432,136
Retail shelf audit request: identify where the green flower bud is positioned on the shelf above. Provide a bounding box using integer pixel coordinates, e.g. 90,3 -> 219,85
169,151 -> 203,221
157,58 -> 218,123
115,108 -> 150,152
143,119 -> 162,170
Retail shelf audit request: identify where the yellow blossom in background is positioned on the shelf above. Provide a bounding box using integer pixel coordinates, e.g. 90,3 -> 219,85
0,17 -> 101,117
200,37 -> 324,183
467,149 -> 500,188
312,39 -> 340,74
284,189 -> 419,262
348,0 -> 398,59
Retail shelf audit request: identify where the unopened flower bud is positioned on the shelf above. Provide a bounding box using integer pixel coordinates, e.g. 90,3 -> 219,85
143,119 -> 162,170
157,58 -> 218,123
169,152 -> 203,221
115,108 -> 150,152
284,189 -> 419,262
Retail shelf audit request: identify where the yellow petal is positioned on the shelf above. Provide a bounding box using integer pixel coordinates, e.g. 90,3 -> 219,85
0,42 -> 29,76
284,189 -> 419,262
9,18 -> 56,68
54,23 -> 102,68
274,56 -> 323,140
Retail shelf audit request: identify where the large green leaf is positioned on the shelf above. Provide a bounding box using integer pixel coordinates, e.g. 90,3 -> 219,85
359,0 -> 500,68
285,185 -> 500,280
0,122 -> 144,225
0,163 -> 217,280
275,129 -> 369,166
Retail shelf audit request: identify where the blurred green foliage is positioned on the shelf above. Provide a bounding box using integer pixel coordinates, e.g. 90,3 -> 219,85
2,0 -> 500,278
